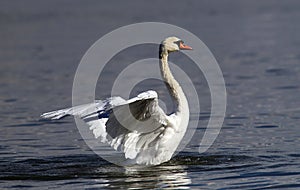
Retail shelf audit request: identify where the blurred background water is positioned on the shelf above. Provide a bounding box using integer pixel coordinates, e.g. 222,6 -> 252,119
1,0 -> 300,189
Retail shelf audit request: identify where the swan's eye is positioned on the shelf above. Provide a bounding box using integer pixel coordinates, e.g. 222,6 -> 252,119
174,40 -> 183,47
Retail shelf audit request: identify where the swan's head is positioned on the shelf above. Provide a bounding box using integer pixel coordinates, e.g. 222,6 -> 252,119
159,36 -> 192,58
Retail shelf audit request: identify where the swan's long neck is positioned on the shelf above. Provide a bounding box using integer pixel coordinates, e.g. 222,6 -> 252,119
159,50 -> 188,115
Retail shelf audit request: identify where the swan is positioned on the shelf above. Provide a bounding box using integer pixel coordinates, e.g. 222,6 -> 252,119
41,36 -> 193,165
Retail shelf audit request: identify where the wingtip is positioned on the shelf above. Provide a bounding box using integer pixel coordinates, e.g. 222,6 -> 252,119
40,110 -> 67,120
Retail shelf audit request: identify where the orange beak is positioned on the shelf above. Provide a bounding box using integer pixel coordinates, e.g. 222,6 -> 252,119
179,42 -> 192,50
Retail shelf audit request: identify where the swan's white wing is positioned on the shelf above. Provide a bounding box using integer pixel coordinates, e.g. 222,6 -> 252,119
105,91 -> 167,139
41,90 -> 173,165
41,95 -> 127,142
103,91 -> 171,163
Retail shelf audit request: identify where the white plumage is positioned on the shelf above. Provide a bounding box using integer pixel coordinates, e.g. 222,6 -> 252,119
41,37 -> 193,165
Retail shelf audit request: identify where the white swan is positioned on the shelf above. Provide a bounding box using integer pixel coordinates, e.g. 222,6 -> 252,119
41,37 -> 193,165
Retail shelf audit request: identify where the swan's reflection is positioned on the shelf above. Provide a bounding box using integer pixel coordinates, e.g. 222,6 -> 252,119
88,164 -> 191,189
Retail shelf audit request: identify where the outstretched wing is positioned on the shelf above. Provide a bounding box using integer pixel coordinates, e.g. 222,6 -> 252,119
41,90 -> 171,163
105,91 -> 167,138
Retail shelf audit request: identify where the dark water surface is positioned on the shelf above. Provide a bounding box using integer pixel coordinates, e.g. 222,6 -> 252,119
1,0 -> 300,189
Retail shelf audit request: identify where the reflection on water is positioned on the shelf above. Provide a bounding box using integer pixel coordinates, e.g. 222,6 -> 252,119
90,165 -> 191,189
4,153 -> 298,189
0,154 -> 253,189
0,155 -> 193,189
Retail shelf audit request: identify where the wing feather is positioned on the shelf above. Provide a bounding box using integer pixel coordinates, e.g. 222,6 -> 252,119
41,90 -> 171,164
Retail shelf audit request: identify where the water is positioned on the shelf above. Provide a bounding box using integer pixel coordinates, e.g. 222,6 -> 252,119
1,0 -> 300,189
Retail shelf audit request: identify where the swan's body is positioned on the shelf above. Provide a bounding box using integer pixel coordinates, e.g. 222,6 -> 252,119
41,37 -> 192,165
